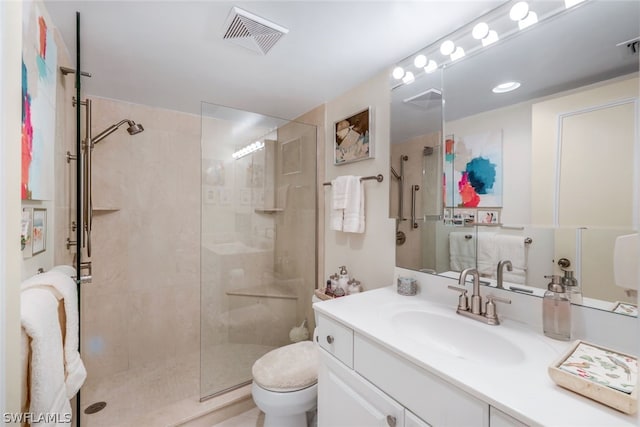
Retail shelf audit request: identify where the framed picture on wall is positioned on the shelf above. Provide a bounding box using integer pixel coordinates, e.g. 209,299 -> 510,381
31,208 -> 47,255
334,107 -> 373,165
477,209 -> 500,225
22,207 -> 33,258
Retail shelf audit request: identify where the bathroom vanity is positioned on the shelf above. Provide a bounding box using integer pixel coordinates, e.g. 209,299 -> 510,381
313,281 -> 637,426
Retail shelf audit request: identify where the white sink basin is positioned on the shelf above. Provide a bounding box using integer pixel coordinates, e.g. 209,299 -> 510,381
391,310 -> 525,365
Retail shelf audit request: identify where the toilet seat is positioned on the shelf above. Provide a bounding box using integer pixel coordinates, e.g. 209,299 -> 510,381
252,341 -> 319,392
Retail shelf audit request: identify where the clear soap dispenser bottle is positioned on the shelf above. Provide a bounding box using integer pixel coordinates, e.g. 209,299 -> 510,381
562,270 -> 582,305
543,275 -> 571,341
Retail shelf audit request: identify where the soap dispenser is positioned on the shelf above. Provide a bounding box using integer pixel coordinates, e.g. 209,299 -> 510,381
542,275 -> 571,341
561,270 -> 582,305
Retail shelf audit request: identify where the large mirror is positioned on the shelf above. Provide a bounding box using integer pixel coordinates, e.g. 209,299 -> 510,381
391,0 -> 639,316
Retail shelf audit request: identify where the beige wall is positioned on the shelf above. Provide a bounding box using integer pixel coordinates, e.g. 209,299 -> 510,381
2,0 -> 24,418
84,97 -> 201,380
323,70 -> 395,290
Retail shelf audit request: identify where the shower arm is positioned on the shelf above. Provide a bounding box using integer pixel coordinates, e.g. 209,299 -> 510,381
92,119 -> 133,145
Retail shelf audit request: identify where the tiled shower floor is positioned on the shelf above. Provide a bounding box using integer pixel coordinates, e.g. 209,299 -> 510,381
80,344 -> 274,427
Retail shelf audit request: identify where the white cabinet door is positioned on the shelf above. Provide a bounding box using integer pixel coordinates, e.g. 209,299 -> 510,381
489,407 -> 528,427
405,410 -> 431,427
318,348 -> 404,427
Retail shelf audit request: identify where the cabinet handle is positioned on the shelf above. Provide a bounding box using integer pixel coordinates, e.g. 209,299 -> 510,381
326,335 -> 334,344
386,415 -> 397,427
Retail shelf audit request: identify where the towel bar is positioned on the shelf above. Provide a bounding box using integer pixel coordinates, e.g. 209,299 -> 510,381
323,174 -> 383,186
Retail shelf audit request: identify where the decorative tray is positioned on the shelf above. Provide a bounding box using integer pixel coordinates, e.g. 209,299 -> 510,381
611,301 -> 638,317
548,340 -> 637,415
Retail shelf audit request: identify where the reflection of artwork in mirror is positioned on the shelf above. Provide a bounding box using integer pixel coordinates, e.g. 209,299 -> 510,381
452,208 -> 475,226
445,131 -> 502,208
22,207 -> 33,258
203,159 -> 225,186
282,138 -> 302,175
334,108 -> 372,165
478,209 -> 500,225
32,208 -> 46,255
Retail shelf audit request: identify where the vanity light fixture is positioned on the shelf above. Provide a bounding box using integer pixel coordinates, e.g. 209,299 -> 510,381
481,30 -> 499,47
392,66 -> 405,80
402,71 -> 415,84
509,2 -> 530,21
492,81 -> 521,93
472,22 -> 489,40
518,11 -> 538,29
232,140 -> 265,159
414,54 -> 428,68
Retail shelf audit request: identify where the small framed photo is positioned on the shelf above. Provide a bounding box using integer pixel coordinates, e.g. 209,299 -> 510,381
22,207 -> 33,258
31,208 -> 46,255
453,208 -> 476,226
477,209 -> 500,225
334,107 -> 373,165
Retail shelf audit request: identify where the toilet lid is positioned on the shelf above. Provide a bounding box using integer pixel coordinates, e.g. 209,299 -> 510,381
252,341 -> 319,392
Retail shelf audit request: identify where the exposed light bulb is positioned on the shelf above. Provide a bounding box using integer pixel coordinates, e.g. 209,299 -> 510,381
414,54 -> 427,68
472,22 -> 489,40
440,40 -> 455,56
424,60 -> 438,74
510,1 -> 529,21
402,71 -> 415,84
392,66 -> 405,80
481,30 -> 499,47
450,46 -> 465,61
518,11 -> 538,29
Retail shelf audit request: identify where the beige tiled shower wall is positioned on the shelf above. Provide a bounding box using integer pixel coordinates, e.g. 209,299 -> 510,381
83,97 -> 201,381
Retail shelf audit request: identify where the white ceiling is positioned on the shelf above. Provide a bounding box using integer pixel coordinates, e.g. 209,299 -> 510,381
43,0 -> 503,120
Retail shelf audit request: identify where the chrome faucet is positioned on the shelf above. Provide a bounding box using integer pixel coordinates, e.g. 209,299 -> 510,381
496,260 -> 513,289
448,267 -> 511,325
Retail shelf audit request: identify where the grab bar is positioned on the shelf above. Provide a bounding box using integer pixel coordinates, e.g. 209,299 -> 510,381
411,184 -> 420,229
82,99 -> 93,258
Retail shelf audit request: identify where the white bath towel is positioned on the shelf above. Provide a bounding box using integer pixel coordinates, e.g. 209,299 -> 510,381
495,234 -> 527,284
342,177 -> 365,233
22,270 -> 86,399
476,233 -> 497,277
449,232 -> 476,272
21,288 -> 72,426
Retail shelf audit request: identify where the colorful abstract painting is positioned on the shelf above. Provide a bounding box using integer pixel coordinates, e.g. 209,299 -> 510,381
444,131 -> 502,208
21,1 -> 57,200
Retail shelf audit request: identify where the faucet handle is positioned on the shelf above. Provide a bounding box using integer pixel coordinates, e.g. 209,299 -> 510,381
447,285 -> 469,311
484,295 -> 511,324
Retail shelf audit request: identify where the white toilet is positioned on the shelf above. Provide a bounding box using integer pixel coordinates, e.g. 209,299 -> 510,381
251,296 -> 321,427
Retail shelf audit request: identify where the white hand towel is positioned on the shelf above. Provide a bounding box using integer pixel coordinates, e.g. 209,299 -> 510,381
22,271 -> 86,399
342,176 -> 365,233
495,235 -> 527,284
21,288 -> 72,426
330,176 -> 350,231
476,233 -> 497,277
449,232 -> 476,271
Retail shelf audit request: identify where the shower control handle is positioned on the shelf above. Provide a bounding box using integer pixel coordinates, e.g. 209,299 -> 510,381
386,415 -> 397,427
326,335 -> 334,344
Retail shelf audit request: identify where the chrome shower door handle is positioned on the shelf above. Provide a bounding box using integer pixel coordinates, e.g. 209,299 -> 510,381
411,184 -> 420,229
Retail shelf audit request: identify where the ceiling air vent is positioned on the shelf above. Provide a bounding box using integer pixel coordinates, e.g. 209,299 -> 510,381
223,7 -> 289,55
403,89 -> 443,110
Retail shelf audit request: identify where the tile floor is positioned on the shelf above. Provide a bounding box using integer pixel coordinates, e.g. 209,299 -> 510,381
212,407 -> 264,427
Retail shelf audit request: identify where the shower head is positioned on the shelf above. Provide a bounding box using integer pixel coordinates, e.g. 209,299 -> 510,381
92,119 -> 145,145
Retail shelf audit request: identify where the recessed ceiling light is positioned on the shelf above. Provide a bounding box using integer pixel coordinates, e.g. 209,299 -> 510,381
414,54 -> 427,68
492,81 -> 521,93
392,66 -> 405,80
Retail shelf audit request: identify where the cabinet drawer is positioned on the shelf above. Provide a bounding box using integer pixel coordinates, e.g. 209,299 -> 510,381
316,314 -> 354,368
354,334 -> 489,427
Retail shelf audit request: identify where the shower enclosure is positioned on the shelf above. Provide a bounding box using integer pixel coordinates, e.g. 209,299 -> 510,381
200,102 -> 317,399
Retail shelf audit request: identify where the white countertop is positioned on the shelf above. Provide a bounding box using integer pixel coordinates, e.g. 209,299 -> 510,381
314,286 -> 638,427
